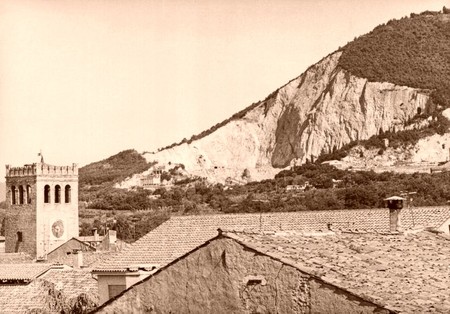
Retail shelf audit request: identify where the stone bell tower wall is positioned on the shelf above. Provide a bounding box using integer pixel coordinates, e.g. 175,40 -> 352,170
5,174 -> 37,257
5,163 -> 79,259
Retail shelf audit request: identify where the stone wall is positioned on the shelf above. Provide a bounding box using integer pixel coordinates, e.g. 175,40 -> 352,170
47,238 -> 94,266
35,176 -> 79,258
96,273 -> 149,305
97,238 -> 391,314
5,176 -> 37,256
5,164 -> 79,259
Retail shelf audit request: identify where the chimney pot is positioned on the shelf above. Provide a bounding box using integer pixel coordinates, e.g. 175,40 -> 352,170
384,196 -> 405,233
108,230 -> 117,244
93,228 -> 99,242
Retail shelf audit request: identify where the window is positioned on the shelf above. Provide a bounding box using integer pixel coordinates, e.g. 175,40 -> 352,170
55,185 -> 61,203
44,185 -> 51,203
18,186 -> 24,205
27,185 -> 32,204
11,186 -> 16,205
17,232 -> 22,242
64,185 -> 71,203
108,285 -> 126,299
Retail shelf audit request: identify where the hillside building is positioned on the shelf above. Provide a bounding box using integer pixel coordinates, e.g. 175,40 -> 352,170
285,181 -> 312,191
4,162 -> 79,260
141,173 -> 161,189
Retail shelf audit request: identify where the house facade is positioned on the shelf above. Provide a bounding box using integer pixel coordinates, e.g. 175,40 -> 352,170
95,229 -> 450,313
92,206 -> 450,305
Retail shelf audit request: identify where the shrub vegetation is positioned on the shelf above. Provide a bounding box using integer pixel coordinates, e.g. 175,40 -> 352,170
339,11 -> 450,107
79,149 -> 153,186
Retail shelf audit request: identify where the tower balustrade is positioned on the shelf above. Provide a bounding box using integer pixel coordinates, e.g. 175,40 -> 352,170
5,163 -> 78,177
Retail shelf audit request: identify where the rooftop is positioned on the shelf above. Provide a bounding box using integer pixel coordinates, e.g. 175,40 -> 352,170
0,268 -> 98,313
223,230 -> 450,313
93,206 -> 450,272
0,263 -> 52,283
0,252 -> 32,264
77,235 -> 105,243
5,162 -> 78,177
41,269 -> 98,301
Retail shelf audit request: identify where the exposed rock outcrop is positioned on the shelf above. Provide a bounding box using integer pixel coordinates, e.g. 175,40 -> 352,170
138,51 -> 429,184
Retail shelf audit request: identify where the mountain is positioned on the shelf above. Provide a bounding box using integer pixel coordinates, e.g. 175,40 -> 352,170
78,150 -> 155,206
79,149 -> 152,187
116,9 -> 450,185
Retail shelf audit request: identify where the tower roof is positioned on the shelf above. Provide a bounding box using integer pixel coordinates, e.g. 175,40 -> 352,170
5,163 -> 78,177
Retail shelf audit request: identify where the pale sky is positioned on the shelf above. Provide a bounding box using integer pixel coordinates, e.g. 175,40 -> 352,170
0,0 -> 448,179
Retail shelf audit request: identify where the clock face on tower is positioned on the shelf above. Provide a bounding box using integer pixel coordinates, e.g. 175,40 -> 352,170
51,220 -> 64,238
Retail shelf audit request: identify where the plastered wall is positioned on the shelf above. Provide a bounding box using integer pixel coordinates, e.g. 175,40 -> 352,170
97,238 -> 391,314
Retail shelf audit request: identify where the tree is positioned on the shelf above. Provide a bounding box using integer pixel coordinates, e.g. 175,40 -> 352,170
0,218 -> 5,236
242,168 -> 251,179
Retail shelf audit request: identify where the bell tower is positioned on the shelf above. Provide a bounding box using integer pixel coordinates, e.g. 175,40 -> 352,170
5,162 -> 78,259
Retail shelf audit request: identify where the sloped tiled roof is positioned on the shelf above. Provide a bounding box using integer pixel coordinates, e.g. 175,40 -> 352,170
93,206 -> 450,272
81,251 -> 119,268
0,268 -> 98,313
0,280 -> 55,313
0,263 -> 52,282
224,230 -> 450,313
77,235 -> 104,243
47,237 -> 96,256
0,252 -> 33,264
41,269 -> 98,301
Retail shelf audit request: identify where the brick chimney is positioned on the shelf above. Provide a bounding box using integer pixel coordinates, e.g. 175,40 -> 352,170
108,229 -> 117,244
384,196 -> 405,232
99,230 -> 117,251
93,228 -> 99,242
73,249 -> 83,268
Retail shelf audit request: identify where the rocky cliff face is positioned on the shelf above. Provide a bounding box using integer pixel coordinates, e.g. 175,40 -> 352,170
141,51 -> 430,183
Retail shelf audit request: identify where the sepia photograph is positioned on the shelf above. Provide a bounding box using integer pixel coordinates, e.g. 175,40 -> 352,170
1,0 -> 450,312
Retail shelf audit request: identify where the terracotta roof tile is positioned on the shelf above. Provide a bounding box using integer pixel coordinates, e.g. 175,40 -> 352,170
93,206 -> 450,272
77,235 -> 104,242
224,230 -> 450,314
0,252 -> 33,264
0,281 -> 53,313
41,269 -> 98,300
0,263 -> 52,282
0,268 -> 98,313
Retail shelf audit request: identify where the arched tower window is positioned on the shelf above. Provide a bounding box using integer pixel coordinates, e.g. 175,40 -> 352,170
55,185 -> 61,203
417,107 -> 422,115
44,185 -> 51,203
26,185 -> 32,204
18,186 -> 24,205
11,186 -> 16,205
65,185 -> 71,203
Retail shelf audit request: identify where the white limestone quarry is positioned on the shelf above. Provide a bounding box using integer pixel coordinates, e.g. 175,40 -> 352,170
142,119 -> 281,184
334,112 -> 450,172
409,134 -> 450,163
410,110 -> 450,163
120,51 -> 433,186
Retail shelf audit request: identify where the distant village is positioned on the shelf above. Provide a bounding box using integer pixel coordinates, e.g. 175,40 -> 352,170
2,159 -> 450,313
117,163 -> 252,192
